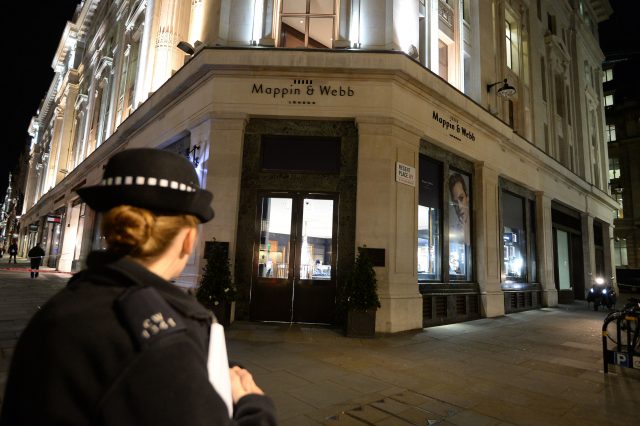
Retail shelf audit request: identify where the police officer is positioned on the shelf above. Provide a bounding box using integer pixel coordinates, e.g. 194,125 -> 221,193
1,148 -> 277,425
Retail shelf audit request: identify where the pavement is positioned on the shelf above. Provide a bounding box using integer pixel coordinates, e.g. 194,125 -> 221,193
1,256 -> 638,425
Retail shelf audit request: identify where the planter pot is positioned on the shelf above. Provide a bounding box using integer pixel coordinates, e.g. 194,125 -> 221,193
345,309 -> 376,338
212,301 -> 235,328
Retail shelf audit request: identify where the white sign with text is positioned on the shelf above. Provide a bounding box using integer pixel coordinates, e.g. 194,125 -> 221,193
396,162 -> 416,187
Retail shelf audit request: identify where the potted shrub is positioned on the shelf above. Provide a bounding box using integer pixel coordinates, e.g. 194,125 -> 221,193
342,246 -> 380,338
196,241 -> 237,327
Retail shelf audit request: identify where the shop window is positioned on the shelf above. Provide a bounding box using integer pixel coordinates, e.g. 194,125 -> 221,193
279,0 -> 336,48
418,156 -> 442,281
418,154 -> 473,283
502,190 -> 527,283
448,170 -> 472,281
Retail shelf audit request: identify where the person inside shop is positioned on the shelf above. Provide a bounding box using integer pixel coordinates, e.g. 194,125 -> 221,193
8,240 -> 18,263
27,242 -> 45,278
1,148 -> 277,425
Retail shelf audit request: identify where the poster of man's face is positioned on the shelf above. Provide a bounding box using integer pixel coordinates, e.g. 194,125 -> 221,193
448,172 -> 470,277
449,173 -> 469,227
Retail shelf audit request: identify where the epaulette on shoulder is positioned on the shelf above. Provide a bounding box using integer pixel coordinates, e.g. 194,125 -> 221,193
116,286 -> 187,350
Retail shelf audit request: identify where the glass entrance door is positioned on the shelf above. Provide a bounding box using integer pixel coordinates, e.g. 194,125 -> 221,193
250,192 -> 337,323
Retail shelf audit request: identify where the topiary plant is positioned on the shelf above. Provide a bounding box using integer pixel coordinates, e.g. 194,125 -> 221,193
196,241 -> 237,311
343,246 -> 381,312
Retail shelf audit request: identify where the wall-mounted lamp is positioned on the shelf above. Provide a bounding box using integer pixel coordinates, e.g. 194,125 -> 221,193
487,79 -> 517,99
185,145 -> 201,167
177,41 -> 195,55
177,40 -> 205,55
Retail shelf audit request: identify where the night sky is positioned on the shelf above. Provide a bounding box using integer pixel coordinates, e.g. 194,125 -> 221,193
2,0 -> 638,200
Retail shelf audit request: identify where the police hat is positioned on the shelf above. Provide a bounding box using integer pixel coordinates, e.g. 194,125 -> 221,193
76,148 -> 214,222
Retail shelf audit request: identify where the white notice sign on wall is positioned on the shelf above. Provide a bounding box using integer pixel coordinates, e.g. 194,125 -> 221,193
396,162 -> 416,187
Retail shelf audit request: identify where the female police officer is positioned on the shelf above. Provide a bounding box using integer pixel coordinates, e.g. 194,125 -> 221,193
1,148 -> 277,425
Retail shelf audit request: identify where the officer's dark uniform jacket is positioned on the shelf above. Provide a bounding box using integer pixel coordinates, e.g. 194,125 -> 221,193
1,252 -> 277,425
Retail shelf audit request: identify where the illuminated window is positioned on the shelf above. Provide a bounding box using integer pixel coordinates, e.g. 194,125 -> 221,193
501,189 -> 536,284
418,156 -> 442,281
602,68 -> 613,82
604,94 -> 614,107
505,20 -> 513,69
418,154 -> 474,283
614,192 -> 624,219
606,124 -> 616,142
279,0 -> 336,48
505,17 -> 519,73
608,157 -> 620,180
614,239 -> 628,266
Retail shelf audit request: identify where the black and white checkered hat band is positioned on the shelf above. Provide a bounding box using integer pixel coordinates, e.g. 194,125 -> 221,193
100,176 -> 197,192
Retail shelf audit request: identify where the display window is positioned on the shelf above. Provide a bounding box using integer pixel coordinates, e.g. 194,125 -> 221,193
418,156 -> 442,281
418,154 -> 473,283
500,189 -> 539,284
502,191 -> 526,282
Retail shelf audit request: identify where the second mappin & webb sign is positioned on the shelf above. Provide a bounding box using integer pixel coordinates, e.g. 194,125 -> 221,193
251,79 -> 355,105
432,110 -> 476,142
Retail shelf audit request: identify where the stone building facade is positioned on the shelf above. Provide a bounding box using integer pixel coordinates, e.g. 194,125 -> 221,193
19,0 -> 616,332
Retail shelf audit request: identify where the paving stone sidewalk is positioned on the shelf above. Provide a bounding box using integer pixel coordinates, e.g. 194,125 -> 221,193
1,261 -> 638,425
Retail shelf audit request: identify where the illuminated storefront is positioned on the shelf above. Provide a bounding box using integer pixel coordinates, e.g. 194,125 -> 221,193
17,0 -> 616,332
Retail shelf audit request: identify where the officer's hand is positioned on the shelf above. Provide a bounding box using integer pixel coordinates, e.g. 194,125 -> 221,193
229,366 -> 265,404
